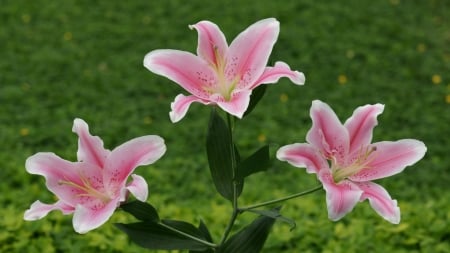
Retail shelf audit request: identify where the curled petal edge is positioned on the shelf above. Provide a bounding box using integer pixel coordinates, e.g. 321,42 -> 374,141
170,94 -> 211,123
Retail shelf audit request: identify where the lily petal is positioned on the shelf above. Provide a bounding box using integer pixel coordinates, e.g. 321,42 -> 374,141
104,135 -> 166,185
189,20 -> 228,66
306,100 -> 349,164
356,181 -> 400,224
212,89 -> 252,118
144,49 -> 216,100
26,153 -> 83,199
344,104 -> 384,154
276,143 -> 327,174
319,170 -> 363,221
24,200 -> 74,220
250,61 -> 305,89
73,118 -> 110,167
126,174 -> 149,202
72,200 -> 118,234
227,18 -> 280,87
350,139 -> 427,181
169,94 -> 211,123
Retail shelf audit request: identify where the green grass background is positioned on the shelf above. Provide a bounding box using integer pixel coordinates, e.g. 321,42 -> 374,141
1,0 -> 449,252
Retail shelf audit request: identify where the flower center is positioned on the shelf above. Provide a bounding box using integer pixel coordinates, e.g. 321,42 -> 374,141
59,172 -> 111,203
331,146 -> 377,183
204,46 -> 240,101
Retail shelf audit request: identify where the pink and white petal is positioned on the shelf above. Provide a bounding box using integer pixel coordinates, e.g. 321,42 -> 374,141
306,100 -> 349,164
212,89 -> 252,118
72,200 -> 118,234
26,153 -> 85,199
104,135 -> 166,185
126,174 -> 149,202
189,21 -> 228,66
144,49 -> 217,100
73,118 -> 110,167
344,104 -> 384,154
356,182 -> 400,224
350,140 -> 427,181
227,18 -> 280,85
319,170 -> 363,221
169,94 -> 211,123
276,143 -> 328,174
24,200 -> 74,220
249,61 -> 305,89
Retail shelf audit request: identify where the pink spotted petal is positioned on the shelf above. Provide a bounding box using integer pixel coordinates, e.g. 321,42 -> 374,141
189,21 -> 228,66
212,89 -> 252,118
276,143 -> 328,174
26,153 -> 84,200
104,135 -> 166,185
344,104 -> 384,154
250,61 -> 305,89
24,200 -> 74,220
356,182 -> 400,224
319,170 -> 363,221
144,49 -> 217,100
306,100 -> 349,164
73,118 -> 110,167
227,18 -> 280,86
72,200 -> 118,234
126,174 -> 149,202
350,139 -> 427,181
170,94 -> 211,123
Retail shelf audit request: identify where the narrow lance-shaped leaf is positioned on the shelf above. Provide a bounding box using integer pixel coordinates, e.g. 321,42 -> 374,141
190,220 -> 215,253
217,213 -> 276,253
120,201 -> 160,222
206,109 -> 241,200
237,145 -> 271,180
243,85 -> 267,117
245,207 -> 296,230
115,219 -> 211,251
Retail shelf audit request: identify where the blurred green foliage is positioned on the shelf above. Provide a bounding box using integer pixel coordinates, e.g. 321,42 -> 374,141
0,0 -> 448,252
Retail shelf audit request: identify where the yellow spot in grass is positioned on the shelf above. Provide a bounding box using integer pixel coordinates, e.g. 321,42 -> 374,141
446,94 -> 450,104
20,128 -> 30,136
21,83 -> 30,91
416,43 -> 426,53
279,93 -> 288,103
21,14 -> 31,23
63,32 -> 73,41
338,74 -> 348,85
258,133 -> 266,143
142,16 -> 151,25
390,0 -> 400,5
143,116 -> 153,125
432,74 -> 442,84
346,49 -> 355,59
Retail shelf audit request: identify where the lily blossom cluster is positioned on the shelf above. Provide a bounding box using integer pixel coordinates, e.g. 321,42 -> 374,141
144,18 -> 305,122
277,100 -> 427,223
23,17 -> 428,252
24,118 -> 166,233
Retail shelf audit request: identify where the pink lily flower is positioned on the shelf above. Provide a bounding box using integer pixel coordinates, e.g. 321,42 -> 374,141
277,100 -> 426,223
144,18 -> 305,122
24,118 -> 166,233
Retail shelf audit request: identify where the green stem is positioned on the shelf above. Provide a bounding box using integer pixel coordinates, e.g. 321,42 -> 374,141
158,222 -> 217,248
240,185 -> 323,211
219,113 -> 239,245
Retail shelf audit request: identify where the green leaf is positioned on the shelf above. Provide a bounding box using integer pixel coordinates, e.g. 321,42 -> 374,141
243,85 -> 267,117
237,145 -> 271,180
217,213 -> 276,253
120,201 -> 160,222
190,220 -> 215,253
246,208 -> 296,230
206,110 -> 241,201
115,220 -> 210,251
